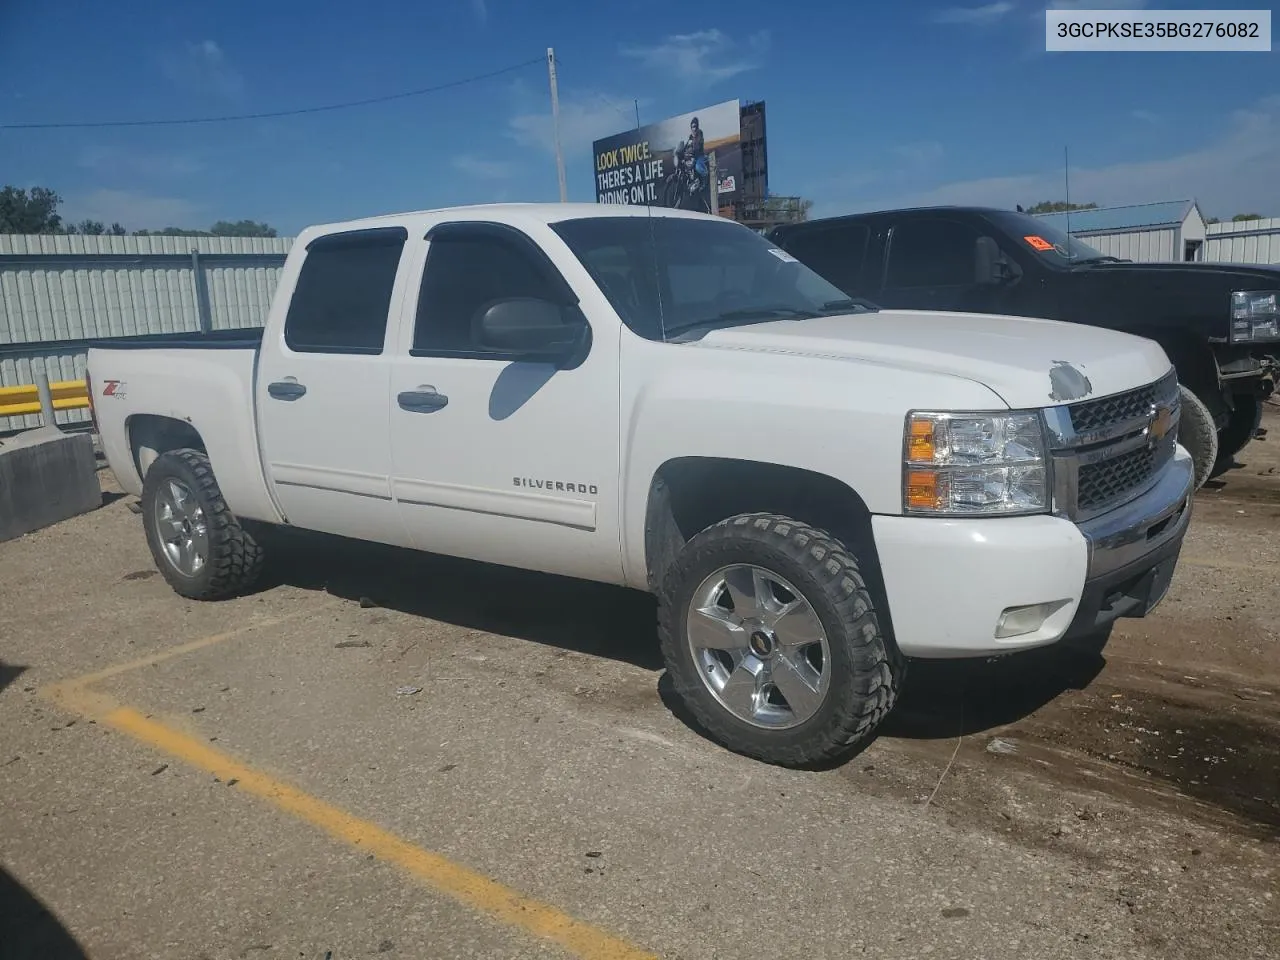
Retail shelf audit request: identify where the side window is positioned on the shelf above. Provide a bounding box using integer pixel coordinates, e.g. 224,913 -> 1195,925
284,228 -> 406,354
883,218 -> 982,288
783,223 -> 869,294
412,231 -> 569,356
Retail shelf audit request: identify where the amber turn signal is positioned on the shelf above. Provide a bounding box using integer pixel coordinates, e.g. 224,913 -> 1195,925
907,417 -> 936,463
905,469 -> 946,511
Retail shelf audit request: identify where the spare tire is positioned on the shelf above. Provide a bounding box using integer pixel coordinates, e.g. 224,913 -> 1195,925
1178,384 -> 1218,490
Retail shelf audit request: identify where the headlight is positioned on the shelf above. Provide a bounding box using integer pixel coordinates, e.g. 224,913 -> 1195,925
903,411 -> 1049,516
1230,290 -> 1280,342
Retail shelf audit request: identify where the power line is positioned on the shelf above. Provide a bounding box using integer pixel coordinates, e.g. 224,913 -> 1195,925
1,57 -> 545,131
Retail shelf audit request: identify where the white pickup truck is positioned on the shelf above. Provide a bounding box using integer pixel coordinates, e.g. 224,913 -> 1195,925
87,203 -> 1193,768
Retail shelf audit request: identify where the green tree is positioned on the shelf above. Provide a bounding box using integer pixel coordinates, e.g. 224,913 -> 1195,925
1024,200 -> 1098,215
210,219 -> 277,238
1232,212 -> 1264,222
0,186 -> 64,233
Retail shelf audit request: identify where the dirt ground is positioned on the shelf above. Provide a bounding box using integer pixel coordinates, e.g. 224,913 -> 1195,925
2,408 -> 1278,960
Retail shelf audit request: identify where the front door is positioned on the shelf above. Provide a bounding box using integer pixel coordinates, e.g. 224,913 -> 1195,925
387,222 -> 623,583
255,225 -> 415,548
876,216 -> 1009,315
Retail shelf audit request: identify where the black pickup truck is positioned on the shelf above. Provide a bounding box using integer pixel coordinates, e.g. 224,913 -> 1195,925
767,205 -> 1279,487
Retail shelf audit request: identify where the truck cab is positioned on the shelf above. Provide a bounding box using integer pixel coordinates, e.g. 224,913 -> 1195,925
767,205 -> 1279,487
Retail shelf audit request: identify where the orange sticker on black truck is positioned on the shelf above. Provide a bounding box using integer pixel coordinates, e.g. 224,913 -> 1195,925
1023,235 -> 1054,251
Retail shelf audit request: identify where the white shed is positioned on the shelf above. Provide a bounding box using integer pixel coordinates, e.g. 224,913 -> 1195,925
1033,199 -> 1206,263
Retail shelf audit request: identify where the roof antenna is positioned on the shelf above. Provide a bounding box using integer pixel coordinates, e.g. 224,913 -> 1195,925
1063,144 -> 1072,251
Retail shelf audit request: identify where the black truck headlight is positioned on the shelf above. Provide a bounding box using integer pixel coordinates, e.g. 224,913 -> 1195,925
1230,290 -> 1280,342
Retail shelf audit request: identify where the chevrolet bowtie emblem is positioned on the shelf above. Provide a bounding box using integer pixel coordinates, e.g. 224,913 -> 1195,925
1150,404 -> 1173,442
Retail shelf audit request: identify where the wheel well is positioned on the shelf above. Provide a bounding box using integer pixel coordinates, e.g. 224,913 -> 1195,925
644,457 -> 895,639
127,414 -> 206,480
1142,331 -> 1223,412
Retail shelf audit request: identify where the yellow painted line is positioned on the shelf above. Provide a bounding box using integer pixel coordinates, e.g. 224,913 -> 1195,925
41,614 -> 656,960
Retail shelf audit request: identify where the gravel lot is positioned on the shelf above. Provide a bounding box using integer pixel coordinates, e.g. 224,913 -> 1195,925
2,408 -> 1278,960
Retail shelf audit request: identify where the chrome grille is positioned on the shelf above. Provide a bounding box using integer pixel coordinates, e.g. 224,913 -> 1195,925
1044,371 -> 1181,520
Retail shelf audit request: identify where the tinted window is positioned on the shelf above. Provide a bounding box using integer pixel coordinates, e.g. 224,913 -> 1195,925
782,223 -> 869,294
284,228 -> 406,354
884,218 -> 982,288
551,216 -> 860,341
413,232 -> 567,355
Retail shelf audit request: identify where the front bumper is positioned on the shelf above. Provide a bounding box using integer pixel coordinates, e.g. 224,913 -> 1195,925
872,445 -> 1194,659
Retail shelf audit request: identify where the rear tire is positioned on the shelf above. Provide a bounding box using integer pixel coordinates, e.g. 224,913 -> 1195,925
1178,385 -> 1218,490
657,512 -> 904,769
141,448 -> 265,600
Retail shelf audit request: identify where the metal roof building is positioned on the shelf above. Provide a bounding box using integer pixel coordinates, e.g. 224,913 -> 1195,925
1034,199 -> 1207,263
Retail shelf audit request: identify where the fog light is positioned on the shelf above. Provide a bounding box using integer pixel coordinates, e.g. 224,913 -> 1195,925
995,601 -> 1068,639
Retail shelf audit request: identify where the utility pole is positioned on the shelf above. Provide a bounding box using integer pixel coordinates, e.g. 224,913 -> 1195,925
547,47 -> 567,203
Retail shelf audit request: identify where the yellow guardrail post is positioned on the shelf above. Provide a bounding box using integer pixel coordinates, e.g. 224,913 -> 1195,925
0,378 -> 91,420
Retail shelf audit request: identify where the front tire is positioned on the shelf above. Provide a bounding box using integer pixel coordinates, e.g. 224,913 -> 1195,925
657,513 -> 903,768
1211,394 -> 1262,478
1178,384 -> 1218,490
141,448 -> 265,600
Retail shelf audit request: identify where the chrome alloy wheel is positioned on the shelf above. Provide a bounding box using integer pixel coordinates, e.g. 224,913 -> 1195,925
153,478 -> 209,577
685,564 -> 831,729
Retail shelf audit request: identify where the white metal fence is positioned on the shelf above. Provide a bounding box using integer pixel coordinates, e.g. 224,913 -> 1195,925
1,233 -> 293,432
1203,218 -> 1280,265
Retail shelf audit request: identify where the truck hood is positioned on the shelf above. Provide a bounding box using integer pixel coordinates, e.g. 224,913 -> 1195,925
1077,260 -> 1280,288
691,309 -> 1172,410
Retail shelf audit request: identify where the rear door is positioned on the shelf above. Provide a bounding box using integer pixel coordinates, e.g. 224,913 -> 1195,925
255,225 -> 415,547
775,220 -> 875,298
386,221 -> 624,583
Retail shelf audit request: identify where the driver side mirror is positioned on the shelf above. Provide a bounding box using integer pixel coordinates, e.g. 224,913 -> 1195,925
975,235 -> 1022,285
476,297 -> 590,365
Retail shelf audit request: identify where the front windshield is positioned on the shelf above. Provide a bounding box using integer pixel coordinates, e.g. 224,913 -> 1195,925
550,215 -> 875,341
985,210 -> 1113,264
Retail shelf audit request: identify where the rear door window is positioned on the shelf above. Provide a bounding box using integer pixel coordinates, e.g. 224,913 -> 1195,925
284,227 -> 407,354
781,222 -> 870,295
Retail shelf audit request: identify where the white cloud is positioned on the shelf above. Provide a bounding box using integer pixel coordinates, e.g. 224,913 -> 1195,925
893,141 -> 946,169
61,189 -> 203,231
160,40 -> 243,98
471,0 -> 487,22
1130,109 -> 1160,126
78,145 -> 204,179
931,3 -> 1016,25
809,94 -> 1280,222
620,29 -> 768,84
451,153 -> 516,179
508,91 -> 649,157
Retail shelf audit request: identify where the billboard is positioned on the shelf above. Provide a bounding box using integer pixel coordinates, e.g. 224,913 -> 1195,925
591,99 -> 743,214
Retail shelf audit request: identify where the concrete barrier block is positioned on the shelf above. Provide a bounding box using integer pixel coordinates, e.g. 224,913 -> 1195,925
0,427 -> 102,543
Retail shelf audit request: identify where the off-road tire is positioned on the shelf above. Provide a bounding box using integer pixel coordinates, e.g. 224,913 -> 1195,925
657,512 -> 904,768
1210,394 -> 1262,478
1178,384 -> 1218,490
141,448 -> 265,600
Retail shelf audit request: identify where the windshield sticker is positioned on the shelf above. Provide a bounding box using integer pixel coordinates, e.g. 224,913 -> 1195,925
767,247 -> 798,263
1023,235 -> 1054,252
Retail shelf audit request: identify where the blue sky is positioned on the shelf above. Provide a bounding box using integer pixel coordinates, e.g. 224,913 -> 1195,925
1,0 -> 1277,235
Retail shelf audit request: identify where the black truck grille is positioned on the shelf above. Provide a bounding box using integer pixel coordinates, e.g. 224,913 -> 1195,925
1059,372 -> 1180,518
1069,371 -> 1176,435
1077,444 -> 1159,512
